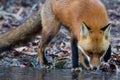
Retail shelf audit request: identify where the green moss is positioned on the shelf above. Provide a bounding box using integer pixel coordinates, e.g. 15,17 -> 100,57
55,60 -> 66,69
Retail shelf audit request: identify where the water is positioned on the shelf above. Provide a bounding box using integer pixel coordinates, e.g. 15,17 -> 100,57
0,67 -> 119,80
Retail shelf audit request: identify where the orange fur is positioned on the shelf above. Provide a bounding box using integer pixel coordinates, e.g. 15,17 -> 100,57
51,0 -> 108,35
39,0 -> 110,69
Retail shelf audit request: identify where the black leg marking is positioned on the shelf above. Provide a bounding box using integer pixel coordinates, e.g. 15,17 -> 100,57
42,50 -> 49,65
104,44 -> 111,62
71,38 -> 79,68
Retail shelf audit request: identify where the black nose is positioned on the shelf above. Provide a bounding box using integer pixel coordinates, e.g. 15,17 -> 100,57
93,66 -> 97,70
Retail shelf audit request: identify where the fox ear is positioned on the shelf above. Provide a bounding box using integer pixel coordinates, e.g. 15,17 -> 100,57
101,24 -> 111,38
80,22 -> 91,38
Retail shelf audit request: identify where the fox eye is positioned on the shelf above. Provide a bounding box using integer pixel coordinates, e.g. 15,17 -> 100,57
100,31 -> 103,34
87,51 -> 93,57
99,52 -> 104,57
90,30 -> 93,33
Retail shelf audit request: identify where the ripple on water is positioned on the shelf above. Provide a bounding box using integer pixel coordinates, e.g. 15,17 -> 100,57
0,67 -> 120,80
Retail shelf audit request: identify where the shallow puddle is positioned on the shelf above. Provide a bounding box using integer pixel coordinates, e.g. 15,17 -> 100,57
0,67 -> 119,80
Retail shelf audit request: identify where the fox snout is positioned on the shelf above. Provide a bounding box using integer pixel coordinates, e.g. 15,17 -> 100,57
90,57 -> 100,70
78,45 -> 102,70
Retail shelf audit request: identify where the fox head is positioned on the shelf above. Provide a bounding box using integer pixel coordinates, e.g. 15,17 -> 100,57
78,22 -> 111,70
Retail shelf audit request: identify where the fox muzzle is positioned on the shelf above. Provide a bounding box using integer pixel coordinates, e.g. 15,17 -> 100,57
78,45 -> 93,69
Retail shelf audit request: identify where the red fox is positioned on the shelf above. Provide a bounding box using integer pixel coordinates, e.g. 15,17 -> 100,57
38,0 -> 111,71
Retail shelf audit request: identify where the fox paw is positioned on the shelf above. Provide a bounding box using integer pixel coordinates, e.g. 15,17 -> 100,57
42,63 -> 54,70
71,67 -> 82,72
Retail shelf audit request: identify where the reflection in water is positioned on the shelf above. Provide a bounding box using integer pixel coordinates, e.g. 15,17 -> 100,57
0,67 -> 119,80
72,72 -> 79,80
